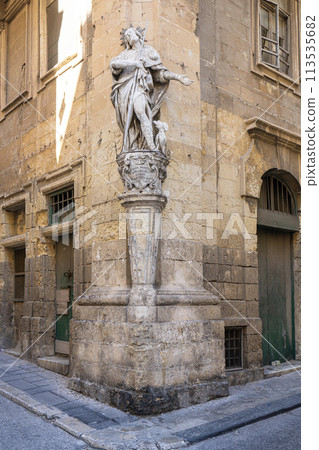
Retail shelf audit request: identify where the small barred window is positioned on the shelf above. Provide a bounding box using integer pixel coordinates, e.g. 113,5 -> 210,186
49,187 -> 75,224
225,327 -> 243,369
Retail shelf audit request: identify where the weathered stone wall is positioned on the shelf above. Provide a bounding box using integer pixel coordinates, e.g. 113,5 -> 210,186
70,316 -> 227,414
196,0 -> 301,377
0,0 -> 94,358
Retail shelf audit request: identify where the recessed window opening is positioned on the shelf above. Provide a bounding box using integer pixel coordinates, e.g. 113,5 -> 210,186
225,327 -> 243,369
49,186 -> 75,224
260,0 -> 289,75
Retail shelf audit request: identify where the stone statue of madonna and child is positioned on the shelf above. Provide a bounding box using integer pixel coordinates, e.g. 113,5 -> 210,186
110,25 -> 192,156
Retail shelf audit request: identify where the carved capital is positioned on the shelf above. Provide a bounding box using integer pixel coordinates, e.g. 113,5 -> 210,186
117,150 -> 169,195
0,20 -> 5,33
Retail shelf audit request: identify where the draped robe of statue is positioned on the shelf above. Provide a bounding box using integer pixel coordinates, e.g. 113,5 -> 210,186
110,45 -> 169,151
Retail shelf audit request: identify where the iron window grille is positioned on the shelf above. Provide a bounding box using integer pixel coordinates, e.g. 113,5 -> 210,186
49,186 -> 75,225
225,327 -> 243,369
260,0 -> 289,75
259,175 -> 295,215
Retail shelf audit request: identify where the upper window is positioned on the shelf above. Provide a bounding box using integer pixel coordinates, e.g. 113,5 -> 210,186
40,0 -> 78,79
260,0 -> 289,75
46,0 -> 76,71
252,0 -> 300,87
0,0 -> 31,113
49,186 -> 75,225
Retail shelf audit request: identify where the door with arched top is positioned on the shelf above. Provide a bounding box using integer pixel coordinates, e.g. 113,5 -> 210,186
257,173 -> 299,365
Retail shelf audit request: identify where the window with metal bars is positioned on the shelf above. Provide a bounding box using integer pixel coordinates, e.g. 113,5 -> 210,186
259,175 -> 295,215
260,0 -> 289,75
225,327 -> 243,369
49,186 -> 75,224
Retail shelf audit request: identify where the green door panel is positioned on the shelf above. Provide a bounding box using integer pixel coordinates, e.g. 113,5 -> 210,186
258,227 -> 294,365
56,314 -> 70,341
55,236 -> 74,348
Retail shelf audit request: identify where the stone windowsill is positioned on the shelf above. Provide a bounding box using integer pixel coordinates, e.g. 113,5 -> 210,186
0,233 -> 26,248
41,219 -> 76,238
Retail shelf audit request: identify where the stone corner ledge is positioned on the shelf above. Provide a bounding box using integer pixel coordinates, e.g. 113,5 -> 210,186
156,288 -> 220,305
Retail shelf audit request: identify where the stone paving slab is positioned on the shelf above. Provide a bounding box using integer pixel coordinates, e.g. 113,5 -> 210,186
0,351 -> 301,449
32,390 -> 68,406
0,351 -> 133,425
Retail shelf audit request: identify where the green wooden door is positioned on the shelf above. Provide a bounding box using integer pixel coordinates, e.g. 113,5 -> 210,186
258,227 -> 294,365
55,236 -> 73,355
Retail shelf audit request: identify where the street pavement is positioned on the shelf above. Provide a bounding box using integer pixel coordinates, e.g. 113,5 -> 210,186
0,351 -> 301,449
0,394 -> 89,450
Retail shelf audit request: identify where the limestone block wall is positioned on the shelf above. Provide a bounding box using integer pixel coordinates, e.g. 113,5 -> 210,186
70,318 -> 226,414
0,0 -> 93,357
197,0 -> 301,380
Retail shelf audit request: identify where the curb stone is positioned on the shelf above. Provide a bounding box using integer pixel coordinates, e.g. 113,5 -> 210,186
54,416 -> 93,439
175,393 -> 301,444
0,382 -> 102,447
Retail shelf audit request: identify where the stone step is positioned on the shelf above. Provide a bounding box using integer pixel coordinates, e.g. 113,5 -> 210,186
264,360 -> 301,379
37,356 -> 69,376
3,349 -> 21,358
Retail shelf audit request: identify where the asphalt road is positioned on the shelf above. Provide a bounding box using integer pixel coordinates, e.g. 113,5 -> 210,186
0,395 -> 90,450
190,407 -> 301,450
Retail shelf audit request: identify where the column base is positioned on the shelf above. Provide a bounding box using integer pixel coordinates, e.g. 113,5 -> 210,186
69,377 -> 229,415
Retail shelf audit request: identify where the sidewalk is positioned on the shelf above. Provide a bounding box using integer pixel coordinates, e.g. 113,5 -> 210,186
0,351 -> 301,449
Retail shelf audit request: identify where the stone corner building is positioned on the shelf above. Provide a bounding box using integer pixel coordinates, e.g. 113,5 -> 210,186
0,0 -> 300,414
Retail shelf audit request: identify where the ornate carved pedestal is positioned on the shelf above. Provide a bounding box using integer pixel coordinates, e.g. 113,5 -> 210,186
117,150 -> 168,322
120,192 -> 166,322
117,150 -> 168,195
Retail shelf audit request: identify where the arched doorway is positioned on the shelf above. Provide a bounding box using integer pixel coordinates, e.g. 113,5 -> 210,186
257,172 -> 299,365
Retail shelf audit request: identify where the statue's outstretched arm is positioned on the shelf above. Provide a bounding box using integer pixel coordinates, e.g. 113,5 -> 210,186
163,70 -> 193,86
111,58 -> 146,73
